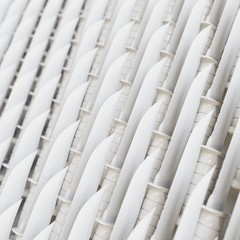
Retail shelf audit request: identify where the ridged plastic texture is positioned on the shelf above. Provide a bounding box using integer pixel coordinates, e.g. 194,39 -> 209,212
0,0 -> 240,240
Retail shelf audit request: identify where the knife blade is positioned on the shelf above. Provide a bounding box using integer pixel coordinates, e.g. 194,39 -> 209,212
126,0 -> 169,81
127,210 -> 155,240
164,0 -> 209,92
88,21 -> 133,109
0,199 -> 22,240
155,64 -> 213,188
123,0 -> 206,122
58,134 -> 114,240
206,0 -> 226,26
207,111 -> 240,211
152,111 -> 213,240
207,0 -> 240,62
78,53 -> 128,152
51,82 -> 89,140
8,110 -> 49,168
174,167 -> 215,240
167,0 -> 200,54
21,168 -> 68,240
110,150 -> 158,240
113,59 -> 166,168
223,193 -> 240,240
102,100 -> 163,223
159,26 -> 211,136
67,188 -> 106,240
207,9 -> 240,102
207,54 -> 240,151
66,90 -> 122,200
121,24 -> 169,122
33,222 -> 54,240
0,151 -> 36,214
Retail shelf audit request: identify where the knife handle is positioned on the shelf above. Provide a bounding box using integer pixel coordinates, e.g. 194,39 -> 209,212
15,182 -> 39,233
147,130 -> 171,182
193,96 -> 220,143
158,50 -> 174,85
230,49 -> 240,130
231,103 -> 240,129
136,182 -> 168,240
50,202 -> 71,238
154,87 -> 173,127
193,206 -> 227,240
230,98 -> 240,185
144,87 -> 172,182
92,219 -> 114,240
202,0 -> 215,22
200,21 -> 216,53
98,164 -> 121,217
182,145 -> 223,211
232,167 -> 240,189
198,55 -> 218,95
100,118 -> 127,182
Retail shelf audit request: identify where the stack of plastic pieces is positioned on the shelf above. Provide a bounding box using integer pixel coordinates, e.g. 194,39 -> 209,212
0,0 -> 240,239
